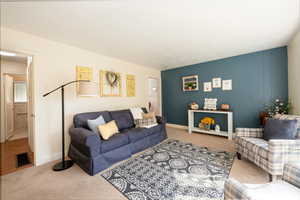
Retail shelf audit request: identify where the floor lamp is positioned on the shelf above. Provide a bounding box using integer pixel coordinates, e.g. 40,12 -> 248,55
43,80 -> 98,171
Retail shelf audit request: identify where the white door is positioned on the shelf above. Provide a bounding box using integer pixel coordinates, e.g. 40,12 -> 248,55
148,78 -> 160,115
4,74 -> 14,139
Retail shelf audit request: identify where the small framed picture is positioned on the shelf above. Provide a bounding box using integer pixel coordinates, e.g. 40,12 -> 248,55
212,77 -> 221,88
182,75 -> 199,91
222,80 -> 232,91
203,82 -> 212,92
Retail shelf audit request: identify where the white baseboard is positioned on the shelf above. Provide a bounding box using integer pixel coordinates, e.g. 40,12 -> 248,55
36,150 -> 68,166
166,123 -> 188,130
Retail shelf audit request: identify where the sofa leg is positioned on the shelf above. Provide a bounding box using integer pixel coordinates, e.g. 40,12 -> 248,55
236,152 -> 242,160
269,174 -> 277,182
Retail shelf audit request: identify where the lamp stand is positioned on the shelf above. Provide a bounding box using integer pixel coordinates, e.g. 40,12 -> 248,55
43,80 -> 89,171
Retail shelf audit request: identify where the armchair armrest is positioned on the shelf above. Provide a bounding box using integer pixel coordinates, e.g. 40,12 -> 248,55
268,140 -> 300,174
224,178 -> 250,200
156,116 -> 166,124
235,128 -> 263,138
69,127 -> 101,157
283,163 -> 300,188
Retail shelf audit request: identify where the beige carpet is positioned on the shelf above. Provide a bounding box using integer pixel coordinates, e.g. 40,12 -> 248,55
1,127 -> 269,200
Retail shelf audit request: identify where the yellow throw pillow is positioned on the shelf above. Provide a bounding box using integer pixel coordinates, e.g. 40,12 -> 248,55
142,112 -> 155,120
98,120 -> 119,140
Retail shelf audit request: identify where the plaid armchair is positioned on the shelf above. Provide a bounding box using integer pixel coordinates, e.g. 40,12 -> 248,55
235,115 -> 300,181
224,163 -> 300,200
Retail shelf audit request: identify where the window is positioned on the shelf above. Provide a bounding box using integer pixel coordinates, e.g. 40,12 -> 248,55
14,81 -> 27,103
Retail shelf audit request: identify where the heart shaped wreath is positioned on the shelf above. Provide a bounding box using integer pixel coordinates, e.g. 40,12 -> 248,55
106,71 -> 120,87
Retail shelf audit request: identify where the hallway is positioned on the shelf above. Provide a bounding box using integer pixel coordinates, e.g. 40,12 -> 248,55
0,138 -> 33,175
8,127 -> 28,141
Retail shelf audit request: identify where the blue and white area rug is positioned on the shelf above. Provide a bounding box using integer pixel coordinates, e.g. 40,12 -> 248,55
101,139 -> 235,200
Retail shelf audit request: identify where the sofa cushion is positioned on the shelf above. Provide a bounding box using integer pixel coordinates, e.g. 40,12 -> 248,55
263,119 -> 298,141
236,137 -> 269,159
74,111 -> 111,129
100,133 -> 129,153
121,128 -> 152,142
147,124 -> 162,134
110,109 -> 135,131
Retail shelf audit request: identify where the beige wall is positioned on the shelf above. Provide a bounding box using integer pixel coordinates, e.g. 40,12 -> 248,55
0,59 -> 27,142
288,30 -> 300,115
0,27 -> 161,165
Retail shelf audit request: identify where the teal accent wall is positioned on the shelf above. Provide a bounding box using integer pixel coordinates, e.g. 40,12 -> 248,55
161,47 -> 288,130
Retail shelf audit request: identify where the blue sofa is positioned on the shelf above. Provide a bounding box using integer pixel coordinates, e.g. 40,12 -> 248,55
68,109 -> 167,175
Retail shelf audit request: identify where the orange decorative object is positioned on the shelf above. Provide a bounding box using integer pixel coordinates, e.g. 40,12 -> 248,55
221,104 -> 230,110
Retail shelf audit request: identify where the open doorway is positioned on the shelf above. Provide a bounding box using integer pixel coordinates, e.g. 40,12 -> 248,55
0,50 -> 35,175
148,77 -> 160,115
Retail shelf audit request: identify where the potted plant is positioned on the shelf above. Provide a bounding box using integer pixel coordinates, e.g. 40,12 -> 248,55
261,99 -> 292,125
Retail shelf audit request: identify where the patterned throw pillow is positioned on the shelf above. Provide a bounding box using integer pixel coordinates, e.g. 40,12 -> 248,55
135,118 -> 157,128
98,120 -> 119,140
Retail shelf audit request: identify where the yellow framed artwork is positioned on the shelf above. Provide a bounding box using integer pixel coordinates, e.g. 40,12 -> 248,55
126,74 -> 135,97
100,70 -> 122,97
76,66 -> 92,81
76,66 -> 93,95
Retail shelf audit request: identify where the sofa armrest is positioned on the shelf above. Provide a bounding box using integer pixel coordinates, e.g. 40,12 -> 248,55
235,128 -> 263,138
268,140 -> 300,174
283,163 -> 300,188
224,178 -> 250,200
69,127 -> 101,157
156,116 -> 166,124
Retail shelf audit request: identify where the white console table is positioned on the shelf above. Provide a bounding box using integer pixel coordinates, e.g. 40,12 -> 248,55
188,110 -> 233,139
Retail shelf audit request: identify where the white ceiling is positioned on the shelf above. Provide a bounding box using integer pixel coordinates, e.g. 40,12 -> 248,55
1,0 -> 300,70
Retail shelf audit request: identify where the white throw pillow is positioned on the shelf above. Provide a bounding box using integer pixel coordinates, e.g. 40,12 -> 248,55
130,107 -> 143,120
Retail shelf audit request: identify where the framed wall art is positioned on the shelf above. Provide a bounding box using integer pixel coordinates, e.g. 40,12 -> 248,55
222,79 -> 232,91
182,75 -> 199,91
203,82 -> 212,92
100,70 -> 122,97
126,74 -> 135,97
76,66 -> 93,95
212,77 -> 221,88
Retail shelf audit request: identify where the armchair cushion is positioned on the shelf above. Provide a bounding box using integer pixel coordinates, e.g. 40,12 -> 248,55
235,128 -> 263,138
224,178 -> 250,200
236,137 -> 269,159
268,140 -> 300,174
263,119 -> 298,141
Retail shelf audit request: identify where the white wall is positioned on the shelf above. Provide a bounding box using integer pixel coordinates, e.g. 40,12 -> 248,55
0,59 -> 27,142
288,30 -> 300,115
0,27 -> 161,165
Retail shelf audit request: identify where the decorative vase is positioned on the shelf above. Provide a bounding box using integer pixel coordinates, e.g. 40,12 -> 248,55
215,125 -> 220,132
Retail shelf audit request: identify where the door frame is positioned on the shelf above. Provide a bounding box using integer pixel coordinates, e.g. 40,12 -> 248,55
3,74 -> 15,139
147,77 -> 161,115
1,50 -> 36,166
